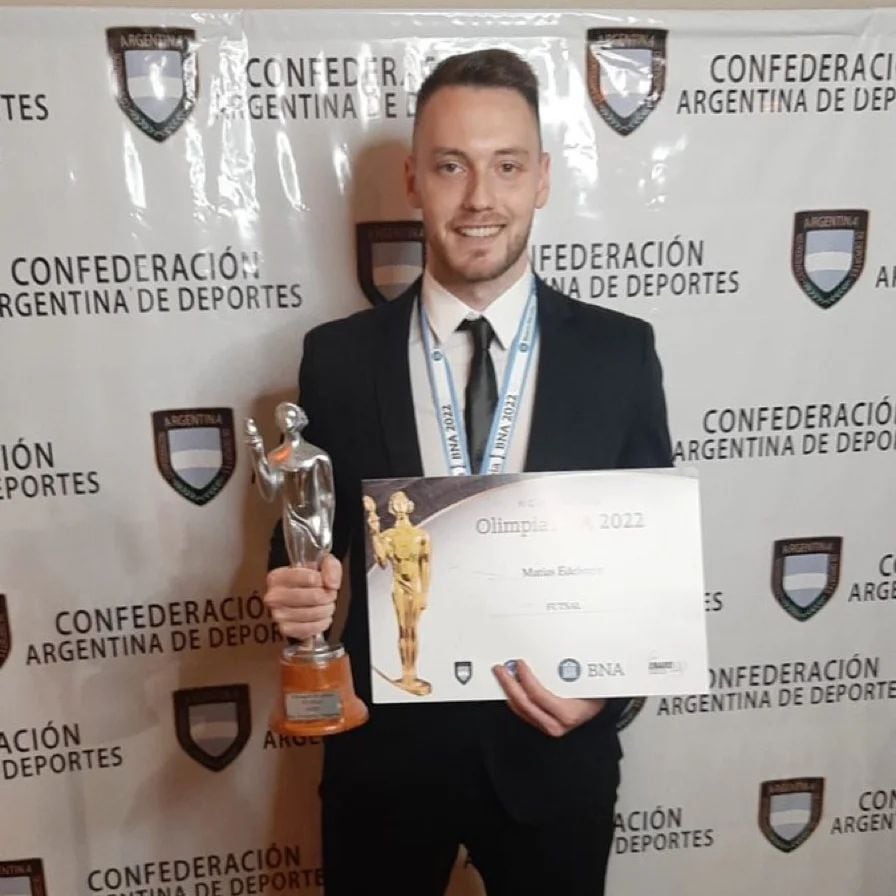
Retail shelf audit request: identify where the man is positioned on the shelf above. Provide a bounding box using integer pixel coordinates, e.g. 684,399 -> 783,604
265,48 -> 672,895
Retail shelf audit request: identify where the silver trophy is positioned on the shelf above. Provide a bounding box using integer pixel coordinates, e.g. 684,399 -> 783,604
244,402 -> 368,735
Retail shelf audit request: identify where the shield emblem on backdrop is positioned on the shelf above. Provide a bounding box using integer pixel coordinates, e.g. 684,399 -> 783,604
759,778 -> 824,852
107,27 -> 198,142
791,210 -> 868,308
356,221 -> 425,305
616,696 -> 646,731
454,661 -> 472,685
0,858 -> 47,896
173,684 -> 251,771
0,595 -> 10,670
586,28 -> 667,136
771,537 -> 842,621
152,408 -> 236,506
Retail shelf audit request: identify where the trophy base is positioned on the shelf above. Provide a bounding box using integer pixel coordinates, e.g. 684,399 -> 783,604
394,676 -> 432,696
270,642 -> 368,737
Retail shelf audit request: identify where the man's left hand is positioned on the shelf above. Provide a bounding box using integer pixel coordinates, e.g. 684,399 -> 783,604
493,659 -> 606,737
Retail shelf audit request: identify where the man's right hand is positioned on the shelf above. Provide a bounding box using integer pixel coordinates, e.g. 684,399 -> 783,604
264,553 -> 342,640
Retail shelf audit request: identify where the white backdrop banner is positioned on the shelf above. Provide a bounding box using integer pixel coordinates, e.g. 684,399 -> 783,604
0,6 -> 894,896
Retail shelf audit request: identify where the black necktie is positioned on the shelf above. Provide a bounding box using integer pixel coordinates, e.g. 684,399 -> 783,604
458,317 -> 498,473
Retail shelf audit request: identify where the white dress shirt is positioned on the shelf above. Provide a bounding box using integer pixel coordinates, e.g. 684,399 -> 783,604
408,266 -> 539,477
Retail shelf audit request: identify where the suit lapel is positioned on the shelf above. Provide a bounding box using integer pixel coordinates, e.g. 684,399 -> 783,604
373,286 -> 424,477
524,279 -> 611,472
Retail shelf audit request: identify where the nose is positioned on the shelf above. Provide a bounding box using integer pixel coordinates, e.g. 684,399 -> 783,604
463,167 -> 494,212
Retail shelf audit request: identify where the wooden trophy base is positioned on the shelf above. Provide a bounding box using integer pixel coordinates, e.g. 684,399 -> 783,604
270,642 -> 368,737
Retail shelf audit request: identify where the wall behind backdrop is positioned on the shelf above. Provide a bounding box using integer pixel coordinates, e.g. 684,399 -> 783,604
0,7 -> 894,896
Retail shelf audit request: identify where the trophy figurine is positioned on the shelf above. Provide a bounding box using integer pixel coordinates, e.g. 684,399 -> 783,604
245,402 -> 368,736
363,491 -> 432,696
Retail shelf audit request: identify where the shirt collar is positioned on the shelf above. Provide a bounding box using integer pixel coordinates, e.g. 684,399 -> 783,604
421,266 -> 533,350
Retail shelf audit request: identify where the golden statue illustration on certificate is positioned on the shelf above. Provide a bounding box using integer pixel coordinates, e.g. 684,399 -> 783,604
363,491 -> 432,696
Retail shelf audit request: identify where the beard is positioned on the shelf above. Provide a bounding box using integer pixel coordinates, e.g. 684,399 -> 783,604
427,216 -> 534,286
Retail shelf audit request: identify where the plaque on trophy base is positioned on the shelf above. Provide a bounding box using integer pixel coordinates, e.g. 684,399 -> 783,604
272,641 -> 368,737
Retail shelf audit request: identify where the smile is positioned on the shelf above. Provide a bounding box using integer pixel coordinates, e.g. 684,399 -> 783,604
456,225 -> 503,238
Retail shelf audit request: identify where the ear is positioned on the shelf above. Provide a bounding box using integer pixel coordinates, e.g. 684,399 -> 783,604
535,151 -> 551,210
405,154 -> 422,209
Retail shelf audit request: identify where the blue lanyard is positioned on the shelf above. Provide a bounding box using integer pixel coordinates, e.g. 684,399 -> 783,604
420,281 -> 538,476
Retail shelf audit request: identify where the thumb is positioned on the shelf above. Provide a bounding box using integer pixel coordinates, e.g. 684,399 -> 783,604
321,553 -> 343,591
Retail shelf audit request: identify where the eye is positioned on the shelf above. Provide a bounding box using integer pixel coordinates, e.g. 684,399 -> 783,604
499,161 -> 521,174
438,161 -> 462,174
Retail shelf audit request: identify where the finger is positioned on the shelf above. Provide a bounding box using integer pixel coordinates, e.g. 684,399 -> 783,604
493,665 -> 564,737
514,660 -> 571,718
267,566 -> 322,589
264,585 -> 335,609
320,554 -> 343,591
271,604 -> 334,626
516,662 -> 607,729
495,670 -> 544,730
503,694 -> 543,728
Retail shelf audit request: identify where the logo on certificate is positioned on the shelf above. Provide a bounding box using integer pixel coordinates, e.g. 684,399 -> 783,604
356,221 -> 425,306
0,858 -> 46,896
616,697 -> 646,730
759,778 -> 825,852
586,28 -> 667,136
648,656 -> 685,675
558,658 -> 582,682
173,684 -> 251,771
153,408 -> 236,506
502,659 -> 519,679
454,661 -> 473,685
771,537 -> 842,621
0,594 -> 10,670
107,27 -> 198,142
791,210 -> 868,309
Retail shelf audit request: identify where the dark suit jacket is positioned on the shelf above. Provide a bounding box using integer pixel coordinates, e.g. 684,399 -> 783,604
268,276 -> 672,824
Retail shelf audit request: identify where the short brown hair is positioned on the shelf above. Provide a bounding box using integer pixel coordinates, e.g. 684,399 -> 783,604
414,48 -> 540,132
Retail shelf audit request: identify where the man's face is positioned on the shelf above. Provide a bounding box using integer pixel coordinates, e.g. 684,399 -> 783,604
406,85 -> 550,290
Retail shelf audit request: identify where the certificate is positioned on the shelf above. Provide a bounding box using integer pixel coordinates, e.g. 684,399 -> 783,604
361,470 -> 709,704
